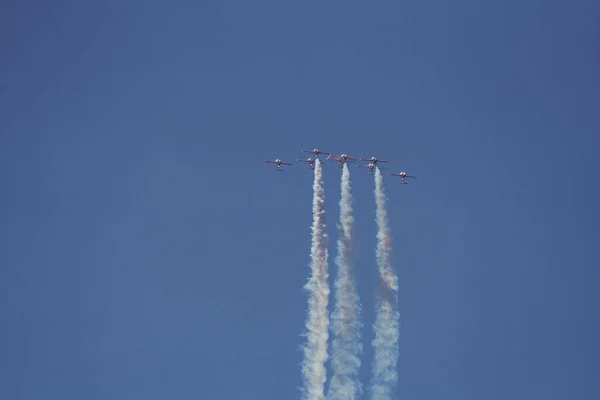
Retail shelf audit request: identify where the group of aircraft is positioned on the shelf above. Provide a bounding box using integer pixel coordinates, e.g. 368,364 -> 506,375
265,148 -> 417,184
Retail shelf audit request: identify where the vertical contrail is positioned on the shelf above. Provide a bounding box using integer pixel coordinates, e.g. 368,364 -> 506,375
370,167 -> 400,400
301,158 -> 330,400
328,163 -> 363,400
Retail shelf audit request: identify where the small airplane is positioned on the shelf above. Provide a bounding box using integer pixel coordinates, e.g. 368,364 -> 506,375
296,157 -> 317,170
358,163 -> 386,175
326,153 -> 357,167
359,156 -> 389,166
302,148 -> 330,158
389,172 -> 417,184
264,159 -> 293,171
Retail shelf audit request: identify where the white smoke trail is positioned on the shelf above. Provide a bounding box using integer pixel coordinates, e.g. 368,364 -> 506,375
301,158 -> 330,400
370,167 -> 400,400
328,164 -> 363,400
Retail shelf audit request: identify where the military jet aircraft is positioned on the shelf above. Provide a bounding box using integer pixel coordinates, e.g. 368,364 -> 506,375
389,172 -> 417,184
358,163 -> 386,175
326,153 -> 357,167
359,156 -> 389,166
301,148 -> 330,159
264,159 -> 293,171
296,157 -> 316,170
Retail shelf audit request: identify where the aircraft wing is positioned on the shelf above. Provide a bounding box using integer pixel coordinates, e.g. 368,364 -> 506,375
388,173 -> 401,176
281,162 -> 293,166
405,175 -> 417,178
378,160 -> 389,163
264,160 -> 277,163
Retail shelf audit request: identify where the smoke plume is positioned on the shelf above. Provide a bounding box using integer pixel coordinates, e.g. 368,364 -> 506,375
328,163 -> 363,400
301,158 -> 330,400
370,168 -> 400,400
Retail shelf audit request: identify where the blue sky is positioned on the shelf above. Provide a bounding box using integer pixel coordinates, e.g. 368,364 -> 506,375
1,0 -> 599,399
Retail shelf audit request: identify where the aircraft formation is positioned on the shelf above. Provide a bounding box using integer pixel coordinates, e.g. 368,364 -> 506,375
265,148 -> 417,184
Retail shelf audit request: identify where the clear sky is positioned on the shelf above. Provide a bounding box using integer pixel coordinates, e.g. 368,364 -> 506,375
1,0 -> 599,399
